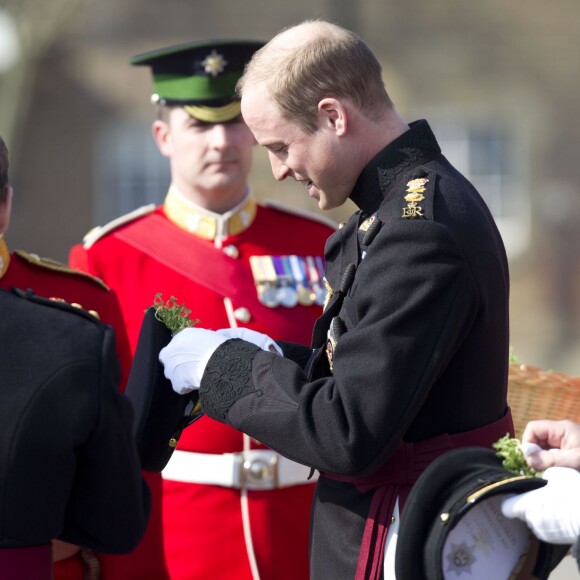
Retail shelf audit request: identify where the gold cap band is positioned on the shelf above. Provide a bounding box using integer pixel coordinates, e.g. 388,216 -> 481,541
183,101 -> 241,123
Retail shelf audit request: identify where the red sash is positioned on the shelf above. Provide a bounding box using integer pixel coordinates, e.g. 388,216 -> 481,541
0,544 -> 52,580
322,409 -> 515,580
114,212 -> 259,306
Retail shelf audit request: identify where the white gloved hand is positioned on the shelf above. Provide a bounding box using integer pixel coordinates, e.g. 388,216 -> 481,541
501,467 -> 580,544
159,328 -> 227,395
216,328 -> 283,356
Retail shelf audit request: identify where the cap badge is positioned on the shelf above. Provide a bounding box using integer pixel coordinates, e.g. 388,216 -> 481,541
445,541 -> 477,574
402,177 -> 428,219
201,50 -> 228,77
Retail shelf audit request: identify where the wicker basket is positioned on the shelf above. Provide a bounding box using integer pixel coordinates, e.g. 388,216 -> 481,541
507,363 -> 580,437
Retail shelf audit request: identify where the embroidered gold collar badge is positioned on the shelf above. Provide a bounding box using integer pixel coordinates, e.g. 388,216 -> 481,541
402,177 -> 429,219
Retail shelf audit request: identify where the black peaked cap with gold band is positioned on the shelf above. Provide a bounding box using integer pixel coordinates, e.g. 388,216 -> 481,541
395,447 -> 571,580
130,39 -> 264,123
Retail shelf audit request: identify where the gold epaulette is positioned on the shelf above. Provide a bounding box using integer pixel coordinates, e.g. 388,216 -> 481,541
13,249 -> 109,291
263,199 -> 339,230
82,204 -> 157,249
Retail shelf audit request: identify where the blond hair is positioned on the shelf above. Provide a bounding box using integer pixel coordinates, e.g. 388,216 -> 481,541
238,21 -> 392,133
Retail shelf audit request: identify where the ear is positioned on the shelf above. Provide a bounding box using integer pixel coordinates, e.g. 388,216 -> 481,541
0,185 -> 13,235
318,97 -> 348,136
152,119 -> 173,158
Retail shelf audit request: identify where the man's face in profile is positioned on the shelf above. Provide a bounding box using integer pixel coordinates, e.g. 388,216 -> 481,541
241,86 -> 352,211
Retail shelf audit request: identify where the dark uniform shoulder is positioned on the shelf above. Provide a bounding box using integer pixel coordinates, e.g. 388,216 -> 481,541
13,249 -> 110,291
2,287 -> 104,325
263,199 -> 338,230
82,204 -> 157,249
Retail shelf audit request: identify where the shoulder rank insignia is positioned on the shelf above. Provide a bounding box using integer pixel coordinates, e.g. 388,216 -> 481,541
48,296 -> 101,320
402,178 -> 429,219
9,288 -> 101,320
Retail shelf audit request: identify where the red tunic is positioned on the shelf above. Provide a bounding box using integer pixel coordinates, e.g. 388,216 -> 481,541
0,240 -> 133,579
69,194 -> 335,580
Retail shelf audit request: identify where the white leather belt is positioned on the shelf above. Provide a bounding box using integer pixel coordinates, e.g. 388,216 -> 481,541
162,449 -> 317,490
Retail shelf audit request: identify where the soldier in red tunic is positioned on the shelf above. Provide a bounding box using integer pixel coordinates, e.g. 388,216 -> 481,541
69,40 -> 336,580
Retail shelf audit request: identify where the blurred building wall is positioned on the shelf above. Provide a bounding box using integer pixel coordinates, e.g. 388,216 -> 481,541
1,0 -> 580,374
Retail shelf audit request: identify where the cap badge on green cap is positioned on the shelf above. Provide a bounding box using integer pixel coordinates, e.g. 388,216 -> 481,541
132,39 -> 264,121
202,50 -> 228,77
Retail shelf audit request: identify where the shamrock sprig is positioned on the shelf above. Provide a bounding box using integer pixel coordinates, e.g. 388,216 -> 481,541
493,433 -> 541,478
150,293 -> 199,334
150,293 -> 203,416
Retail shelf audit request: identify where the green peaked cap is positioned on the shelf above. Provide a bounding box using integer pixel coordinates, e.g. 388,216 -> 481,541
131,39 -> 264,122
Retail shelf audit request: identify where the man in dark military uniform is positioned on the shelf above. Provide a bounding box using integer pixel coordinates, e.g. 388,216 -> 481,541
159,22 -> 514,580
69,40 -> 335,580
0,136 -> 136,579
0,287 -> 150,580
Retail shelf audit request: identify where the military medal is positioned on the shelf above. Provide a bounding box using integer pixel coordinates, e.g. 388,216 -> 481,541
259,284 -> 279,308
273,256 -> 298,308
311,256 -> 327,306
250,256 -> 279,308
305,256 -> 322,305
277,285 -> 298,308
251,254 -> 326,309
289,255 -> 315,306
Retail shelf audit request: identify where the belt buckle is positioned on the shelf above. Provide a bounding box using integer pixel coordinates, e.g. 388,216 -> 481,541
238,450 -> 279,490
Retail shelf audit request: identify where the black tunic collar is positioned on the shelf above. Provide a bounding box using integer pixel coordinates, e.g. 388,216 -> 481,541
350,119 -> 441,215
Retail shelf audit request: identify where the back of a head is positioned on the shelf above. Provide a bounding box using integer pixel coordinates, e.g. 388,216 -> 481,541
238,20 -> 392,133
